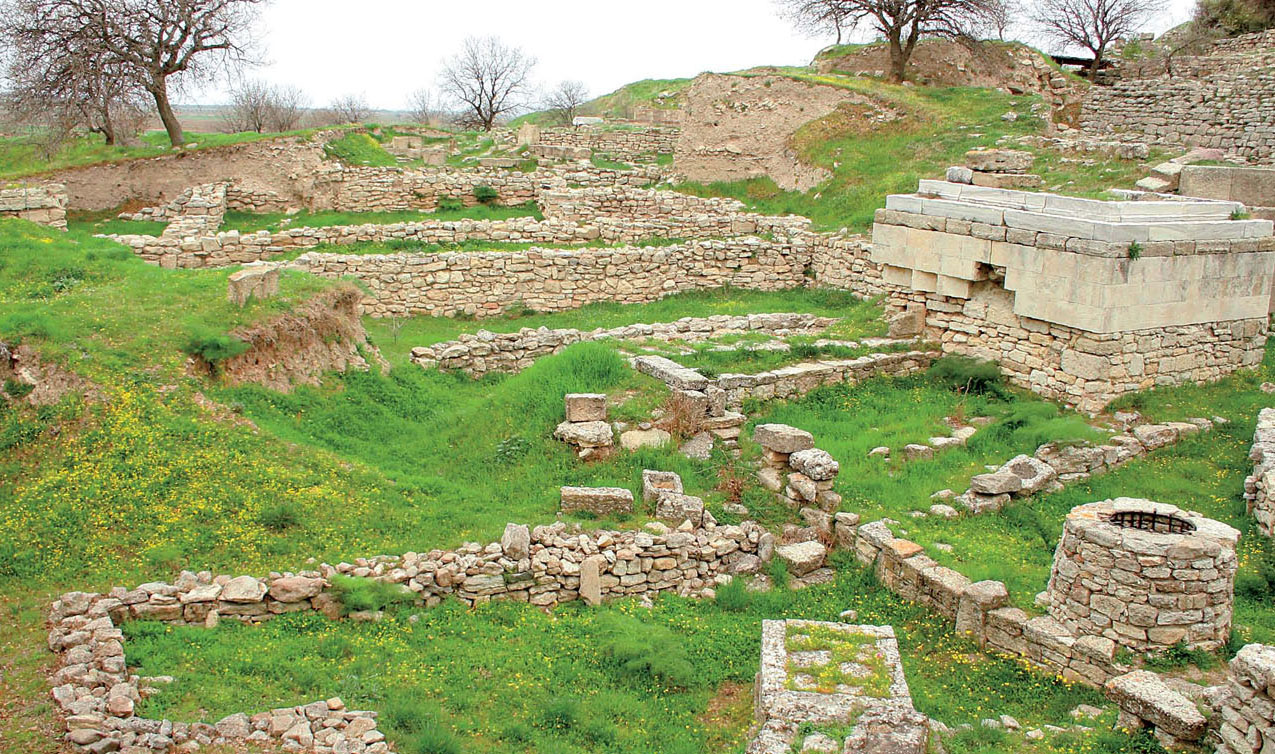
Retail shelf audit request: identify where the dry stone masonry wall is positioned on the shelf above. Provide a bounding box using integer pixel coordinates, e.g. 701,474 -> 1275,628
872,180 -> 1275,413
522,125 -> 681,162
0,182 -> 68,229
1081,31 -> 1275,161
1214,643 -> 1275,754
1245,407 -> 1275,537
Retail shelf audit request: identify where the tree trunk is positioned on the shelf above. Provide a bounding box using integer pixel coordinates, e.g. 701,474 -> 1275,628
887,32 -> 907,83
151,79 -> 184,146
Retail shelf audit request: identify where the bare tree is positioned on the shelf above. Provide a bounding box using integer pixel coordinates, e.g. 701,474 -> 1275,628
775,0 -> 854,44
776,0 -> 1000,82
406,88 -> 438,125
985,0 -> 1021,39
542,80 -> 588,125
328,93 -> 370,124
0,0 -> 269,147
222,79 -> 307,133
439,36 -> 536,131
1031,0 -> 1164,76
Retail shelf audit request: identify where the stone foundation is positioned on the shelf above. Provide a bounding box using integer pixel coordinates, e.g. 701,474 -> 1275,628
1214,643 -> 1275,754
1045,499 -> 1239,652
0,182 -> 68,229
1245,407 -> 1275,537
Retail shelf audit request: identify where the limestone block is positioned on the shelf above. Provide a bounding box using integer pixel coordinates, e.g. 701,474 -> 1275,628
554,420 -> 614,448
1104,671 -> 1207,741
656,493 -> 704,527
754,424 -> 815,454
641,470 -> 683,504
775,541 -> 827,576
965,149 -> 1034,174
560,486 -> 634,516
565,393 -> 607,422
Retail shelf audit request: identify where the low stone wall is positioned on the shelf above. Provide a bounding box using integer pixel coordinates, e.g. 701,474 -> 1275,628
410,313 -> 837,377
535,126 -> 680,161
288,236 -> 812,318
841,517 -> 1128,688
0,182 -> 68,229
1245,407 -> 1275,537
1215,643 -> 1275,754
809,234 -> 891,301
46,515 -> 768,753
714,351 -> 936,409
539,187 -> 809,238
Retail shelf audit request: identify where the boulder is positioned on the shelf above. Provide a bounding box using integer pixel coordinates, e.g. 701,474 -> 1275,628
1132,423 -> 1178,450
775,540 -> 827,577
965,148 -> 1034,174
554,420 -> 614,448
655,493 -> 705,527
1104,671 -> 1207,741
789,448 -> 840,481
560,486 -> 634,516
1001,454 -> 1058,495
970,470 -> 1023,496
753,424 -> 814,454
221,576 -> 267,603
268,576 -> 324,603
564,393 -> 607,423
501,523 -> 530,560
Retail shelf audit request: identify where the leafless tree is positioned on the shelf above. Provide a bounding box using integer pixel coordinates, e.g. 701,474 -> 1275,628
775,0 -> 1001,82
542,80 -> 588,125
222,79 -> 307,133
775,0 -> 854,44
1031,0 -> 1164,76
406,88 -> 439,125
0,0 -> 269,147
438,36 -> 536,131
328,93 -> 370,124
985,0 -> 1021,39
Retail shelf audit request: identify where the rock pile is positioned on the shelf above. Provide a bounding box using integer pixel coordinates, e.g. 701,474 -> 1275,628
754,424 -> 842,512
1214,643 -> 1275,754
553,393 -> 614,459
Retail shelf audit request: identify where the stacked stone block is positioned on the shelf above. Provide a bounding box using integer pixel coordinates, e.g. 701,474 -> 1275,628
0,182 -> 68,229
531,125 -> 680,162
1245,407 -> 1275,537
947,149 -> 1042,189
754,424 -> 842,512
1104,670 -> 1207,750
1215,643 -> 1275,754
1045,499 -> 1240,652
553,393 -> 614,459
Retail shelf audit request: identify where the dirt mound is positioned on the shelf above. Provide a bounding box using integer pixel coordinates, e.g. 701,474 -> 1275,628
673,73 -> 880,192
816,40 -> 1075,97
198,286 -> 388,392
0,342 -> 100,406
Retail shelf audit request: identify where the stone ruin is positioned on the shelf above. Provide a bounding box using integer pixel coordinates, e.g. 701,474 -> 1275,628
0,181 -> 68,229
1246,407 -> 1275,537
226,264 -> 281,307
754,424 -> 842,513
873,179 -> 1275,413
553,393 -> 615,459
749,620 -> 927,754
946,148 -> 1042,190
1046,498 -> 1240,653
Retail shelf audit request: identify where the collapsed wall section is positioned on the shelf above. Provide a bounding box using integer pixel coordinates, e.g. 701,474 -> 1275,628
0,182 -> 68,229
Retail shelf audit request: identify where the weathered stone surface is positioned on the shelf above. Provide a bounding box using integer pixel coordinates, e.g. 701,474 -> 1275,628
559,486 -> 634,515
641,469 -> 683,504
564,393 -> 607,422
775,541 -> 827,576
554,420 -> 614,448
965,149 -> 1034,173
221,576 -> 267,603
1105,671 -> 1207,741
754,424 -> 815,454
969,471 -> 1022,496
268,576 -> 323,603
501,523 -> 530,560
620,427 -> 671,451
789,449 -> 839,481
656,493 -> 705,527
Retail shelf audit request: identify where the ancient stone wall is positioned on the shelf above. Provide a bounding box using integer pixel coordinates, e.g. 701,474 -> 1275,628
1215,643 -> 1275,754
410,313 -> 836,377
45,515 -> 767,754
1081,32 -> 1275,161
1245,407 -> 1275,537
288,237 -> 813,318
534,126 -> 680,161
0,182 -> 68,229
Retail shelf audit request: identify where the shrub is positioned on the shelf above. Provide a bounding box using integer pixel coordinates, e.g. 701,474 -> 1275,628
657,391 -> 705,441
473,185 -> 500,205
596,614 -> 701,689
258,500 -> 302,531
928,356 -> 1005,397
714,577 -> 751,612
329,574 -> 416,615
767,556 -> 790,590
436,196 -> 464,212
535,696 -> 580,731
183,327 -> 249,367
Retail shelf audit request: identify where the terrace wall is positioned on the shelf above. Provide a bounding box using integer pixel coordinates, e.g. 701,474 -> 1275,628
0,182 -> 68,229
534,126 -> 680,161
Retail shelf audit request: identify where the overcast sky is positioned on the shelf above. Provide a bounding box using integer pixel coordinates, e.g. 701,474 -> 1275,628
193,0 -> 1199,109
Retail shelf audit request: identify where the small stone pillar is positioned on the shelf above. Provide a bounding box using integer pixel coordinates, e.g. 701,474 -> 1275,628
227,265 -> 281,307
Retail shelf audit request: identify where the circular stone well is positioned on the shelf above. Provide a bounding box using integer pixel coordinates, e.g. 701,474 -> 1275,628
1046,498 -> 1240,652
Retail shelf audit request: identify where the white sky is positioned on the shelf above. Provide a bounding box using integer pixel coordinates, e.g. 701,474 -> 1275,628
189,0 -> 1199,109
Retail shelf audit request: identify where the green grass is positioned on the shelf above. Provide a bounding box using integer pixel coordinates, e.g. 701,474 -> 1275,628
366,287 -> 885,368
122,561 -> 1121,754
671,79 -> 1149,232
219,201 -> 545,234
0,127 -> 342,180
324,132 -> 400,167
65,208 -> 169,236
